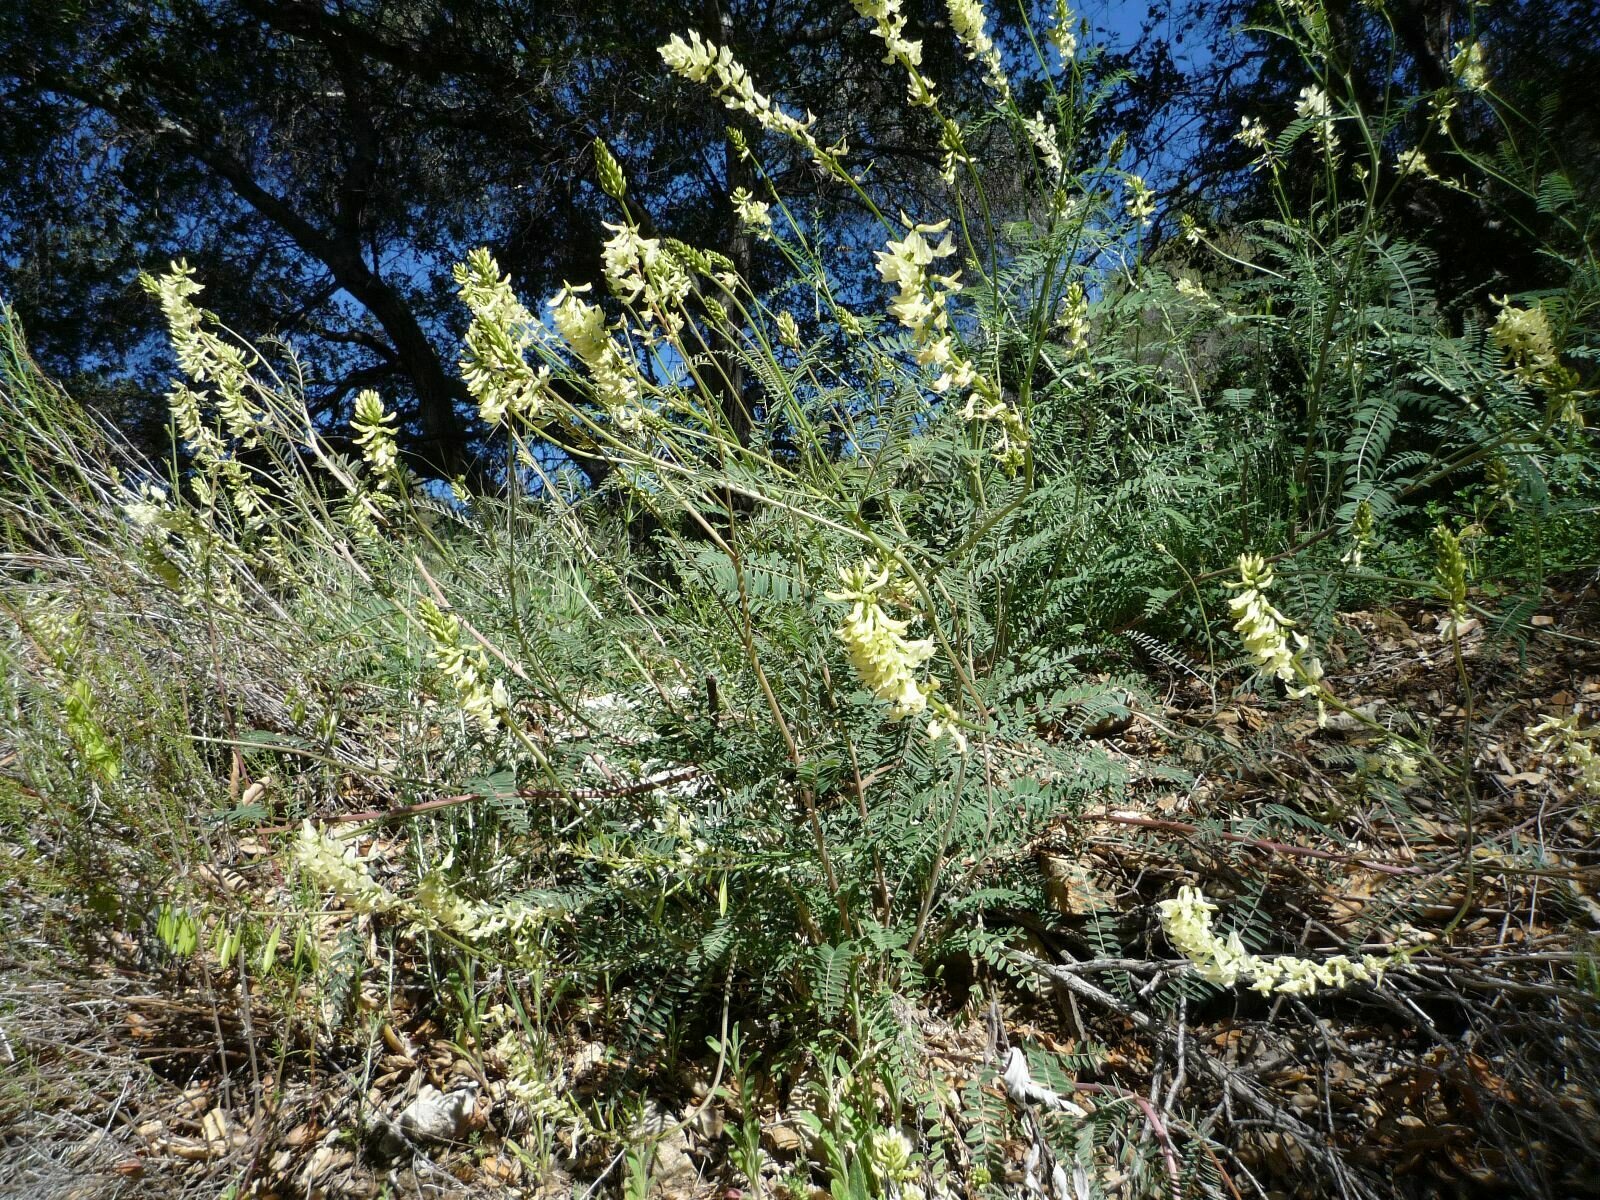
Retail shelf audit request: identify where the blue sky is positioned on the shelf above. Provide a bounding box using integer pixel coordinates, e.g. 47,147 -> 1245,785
1082,0 -> 1151,48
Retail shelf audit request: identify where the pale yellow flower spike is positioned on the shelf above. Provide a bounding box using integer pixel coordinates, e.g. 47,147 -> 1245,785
946,0 -> 1010,98
141,260 -> 263,446
851,0 -> 938,108
453,248 -> 555,427
1047,1 -> 1078,64
547,283 -> 646,434
1395,147 -> 1438,182
1451,40 -> 1491,93
1023,112 -> 1064,184
1055,282 -> 1089,352
293,822 -> 400,915
121,482 -> 172,530
1125,176 -> 1156,225
600,221 -> 691,330
351,390 -> 400,483
731,187 -> 774,237
1529,712 -> 1600,799
1489,296 -> 1564,393
1295,85 -> 1338,154
827,558 -> 935,720
826,558 -> 965,751
659,32 -> 826,161
1227,553 -> 1325,701
1159,886 -> 1413,995
417,597 -> 510,733
871,217 -> 1025,468
874,217 -> 969,388
1235,115 -> 1274,173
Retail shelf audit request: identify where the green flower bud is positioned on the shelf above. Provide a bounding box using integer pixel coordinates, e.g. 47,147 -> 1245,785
1431,524 -> 1468,619
594,137 -> 627,200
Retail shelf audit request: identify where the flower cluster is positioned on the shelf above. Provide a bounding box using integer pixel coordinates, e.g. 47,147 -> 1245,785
1529,712 -> 1600,800
141,261 -> 262,446
659,32 -> 825,159
652,801 -> 712,869
1235,115 -> 1269,149
874,218 -> 974,394
293,822 -> 400,914
1395,147 -> 1438,182
1486,456 -> 1518,510
122,482 -> 173,530
413,864 -> 548,950
1054,282 -> 1090,352
1022,112 -> 1064,184
870,216 -> 1029,467
1451,40 -> 1491,93
1235,115 -> 1275,172
162,381 -> 223,463
484,1007 -> 570,1120
17,595 -> 83,670
867,1128 -> 919,1188
1226,553 -> 1325,700
294,824 -> 549,955
1488,296 -> 1563,391
593,137 -> 628,200
17,597 -> 116,780
960,388 -> 1030,473
454,248 -> 555,427
1295,84 -> 1331,120
827,558 -> 936,720
936,122 -> 974,185
546,282 -> 605,361
601,221 -> 691,330
350,389 -> 400,482
731,187 -> 774,237
417,597 -> 509,733
947,0 -> 1009,98
1047,1 -> 1078,64
1294,85 -> 1337,154
1430,524 -> 1472,638
142,263 -> 276,530
852,0 -> 937,108
548,284 -> 646,433
1158,886 -> 1409,996
1373,739 -> 1422,788
1125,175 -> 1156,224
1340,497 -> 1375,569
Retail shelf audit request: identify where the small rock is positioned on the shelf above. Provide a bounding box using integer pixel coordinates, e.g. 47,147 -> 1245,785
373,1082 -> 479,1155
568,1041 -> 607,1085
762,1123 -> 805,1157
398,1082 -> 478,1143
652,1128 -> 697,1193
633,1103 -> 698,1194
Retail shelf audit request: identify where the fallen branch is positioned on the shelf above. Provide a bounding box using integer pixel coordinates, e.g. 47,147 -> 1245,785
1004,949 -> 1384,1200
